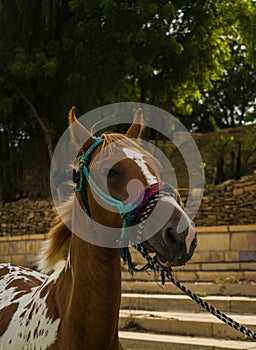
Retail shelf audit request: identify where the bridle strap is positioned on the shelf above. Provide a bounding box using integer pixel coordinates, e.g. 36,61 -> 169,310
73,137 -> 176,249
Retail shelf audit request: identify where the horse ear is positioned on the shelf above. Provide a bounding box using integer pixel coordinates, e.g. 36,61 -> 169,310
126,108 -> 143,139
68,107 -> 94,150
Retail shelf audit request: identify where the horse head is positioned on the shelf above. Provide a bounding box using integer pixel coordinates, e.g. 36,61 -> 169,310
69,107 -> 197,267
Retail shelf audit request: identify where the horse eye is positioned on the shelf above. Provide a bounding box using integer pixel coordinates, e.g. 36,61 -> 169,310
100,167 -> 117,179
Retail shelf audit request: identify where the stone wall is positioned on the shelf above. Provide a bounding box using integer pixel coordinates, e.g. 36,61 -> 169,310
184,171 -> 256,226
0,234 -> 46,268
0,198 -> 57,237
0,225 -> 255,282
0,172 -> 256,236
130,225 -> 256,282
0,171 -> 255,236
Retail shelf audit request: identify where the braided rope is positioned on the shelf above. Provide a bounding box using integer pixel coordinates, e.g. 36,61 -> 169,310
129,243 -> 256,340
136,189 -> 177,244
166,270 -> 256,340
123,191 -> 256,340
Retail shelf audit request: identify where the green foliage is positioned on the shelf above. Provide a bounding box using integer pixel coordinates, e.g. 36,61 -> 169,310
207,117 -> 234,184
188,41 -> 256,132
234,0 -> 256,67
0,0 -> 255,197
206,119 -> 256,185
186,0 -> 256,132
237,125 -> 256,178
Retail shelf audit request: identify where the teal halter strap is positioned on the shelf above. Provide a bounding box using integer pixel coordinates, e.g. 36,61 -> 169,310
73,137 -> 176,265
74,137 -> 137,245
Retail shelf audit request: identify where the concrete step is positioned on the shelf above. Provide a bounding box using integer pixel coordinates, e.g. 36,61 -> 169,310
119,331 -> 255,350
121,293 -> 256,314
121,280 -> 256,297
119,310 -> 256,341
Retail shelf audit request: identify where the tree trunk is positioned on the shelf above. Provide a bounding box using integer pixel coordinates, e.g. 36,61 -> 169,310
13,85 -> 53,161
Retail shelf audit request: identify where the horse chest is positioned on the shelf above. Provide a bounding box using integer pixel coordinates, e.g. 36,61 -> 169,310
0,264 -> 60,350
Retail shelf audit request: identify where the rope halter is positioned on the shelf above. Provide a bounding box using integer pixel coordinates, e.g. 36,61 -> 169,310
73,137 -> 178,259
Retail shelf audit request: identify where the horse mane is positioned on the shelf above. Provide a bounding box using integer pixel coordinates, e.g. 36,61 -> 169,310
38,133 -> 154,274
38,198 -> 72,274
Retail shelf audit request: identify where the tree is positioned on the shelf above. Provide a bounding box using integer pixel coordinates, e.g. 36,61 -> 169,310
0,0 -> 254,198
182,0 -> 256,132
235,0 -> 256,67
187,41 -> 256,132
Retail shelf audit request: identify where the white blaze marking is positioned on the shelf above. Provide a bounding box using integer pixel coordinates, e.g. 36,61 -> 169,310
123,148 -> 157,185
122,147 -> 196,254
0,263 -> 60,349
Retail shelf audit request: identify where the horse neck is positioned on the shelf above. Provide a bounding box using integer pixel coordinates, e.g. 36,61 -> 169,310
55,233 -> 122,348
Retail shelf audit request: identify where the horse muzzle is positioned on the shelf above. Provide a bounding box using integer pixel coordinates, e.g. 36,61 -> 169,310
144,195 -> 197,266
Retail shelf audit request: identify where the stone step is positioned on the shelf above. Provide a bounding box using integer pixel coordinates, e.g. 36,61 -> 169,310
119,310 -> 256,341
121,293 -> 256,314
125,253 -> 256,273
121,281 -> 256,297
119,331 -> 255,350
122,269 -> 256,283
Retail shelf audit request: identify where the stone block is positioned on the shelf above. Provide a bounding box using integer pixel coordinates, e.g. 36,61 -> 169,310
0,255 -> 11,264
198,233 -> 229,251
29,234 -> 45,240
225,251 -> 239,262
230,233 -> 248,250
209,251 -> 224,262
229,225 -> 256,232
175,263 -> 201,271
190,251 -> 210,263
201,262 -> 240,271
244,184 -> 256,192
173,271 -> 198,282
240,262 -> 256,270
247,233 -> 256,251
233,188 -> 244,195
197,226 -> 228,233
239,251 -> 256,262
8,236 -> 21,241
197,271 -> 244,282
26,241 -> 39,254
11,255 -> 25,266
9,242 -> 18,254
17,241 -> 26,254
243,271 -> 256,280
0,242 -> 9,255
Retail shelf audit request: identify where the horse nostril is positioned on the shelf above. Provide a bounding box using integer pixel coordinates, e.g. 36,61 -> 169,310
164,227 -> 178,247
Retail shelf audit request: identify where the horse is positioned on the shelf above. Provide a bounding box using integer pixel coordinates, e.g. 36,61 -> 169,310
0,107 -> 197,349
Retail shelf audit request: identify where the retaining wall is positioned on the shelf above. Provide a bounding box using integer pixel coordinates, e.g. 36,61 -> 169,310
0,225 -> 255,282
0,198 -> 57,236
0,234 -> 46,268
191,172 -> 256,226
1,173 -> 255,237
130,225 -> 256,282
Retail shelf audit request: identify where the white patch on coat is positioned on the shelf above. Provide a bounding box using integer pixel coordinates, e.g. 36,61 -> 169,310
0,263 -> 60,349
122,148 -> 157,185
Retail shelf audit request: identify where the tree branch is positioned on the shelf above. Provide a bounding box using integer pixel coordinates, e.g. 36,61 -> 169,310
13,85 -> 53,160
